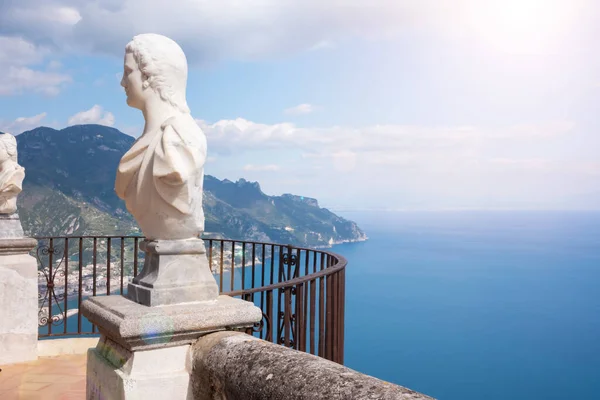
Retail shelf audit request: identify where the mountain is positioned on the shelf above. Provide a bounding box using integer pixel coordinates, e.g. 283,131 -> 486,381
13,125 -> 367,247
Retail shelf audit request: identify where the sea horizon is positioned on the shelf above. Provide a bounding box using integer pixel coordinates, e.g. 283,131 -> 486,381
334,209 -> 600,400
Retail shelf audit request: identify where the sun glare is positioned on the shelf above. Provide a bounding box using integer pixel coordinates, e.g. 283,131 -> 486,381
466,0 -> 581,54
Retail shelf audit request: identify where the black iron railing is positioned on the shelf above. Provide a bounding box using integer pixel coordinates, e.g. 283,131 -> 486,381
34,236 -> 346,364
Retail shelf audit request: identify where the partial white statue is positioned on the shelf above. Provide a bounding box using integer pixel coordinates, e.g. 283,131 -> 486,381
115,34 -> 207,240
0,133 -> 25,214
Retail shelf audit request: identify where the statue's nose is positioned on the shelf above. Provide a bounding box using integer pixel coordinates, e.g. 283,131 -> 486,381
120,76 -> 126,88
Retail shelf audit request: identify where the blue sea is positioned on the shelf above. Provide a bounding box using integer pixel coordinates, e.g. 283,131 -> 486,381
336,210 -> 600,400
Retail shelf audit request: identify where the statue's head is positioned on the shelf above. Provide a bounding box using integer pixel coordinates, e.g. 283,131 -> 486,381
121,33 -> 190,113
0,133 -> 18,164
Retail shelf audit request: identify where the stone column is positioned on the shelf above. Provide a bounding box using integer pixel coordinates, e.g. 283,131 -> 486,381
0,132 -> 37,366
0,213 -> 39,366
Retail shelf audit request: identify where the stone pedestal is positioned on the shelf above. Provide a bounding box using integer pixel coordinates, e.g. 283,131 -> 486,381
0,213 -> 25,238
82,238 -> 262,399
82,296 -> 261,400
0,214 -> 38,365
82,295 -> 262,351
87,337 -> 192,400
127,239 -> 219,307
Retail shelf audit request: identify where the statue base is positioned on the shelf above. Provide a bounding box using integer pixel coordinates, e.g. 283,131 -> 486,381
81,236 -> 262,398
81,294 -> 261,350
81,294 -> 262,399
126,238 -> 219,307
0,212 -> 25,239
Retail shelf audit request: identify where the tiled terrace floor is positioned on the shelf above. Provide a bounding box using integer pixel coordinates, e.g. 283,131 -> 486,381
0,354 -> 86,400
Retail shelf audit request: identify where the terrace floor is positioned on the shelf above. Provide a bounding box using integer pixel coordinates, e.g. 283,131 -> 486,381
0,354 -> 86,400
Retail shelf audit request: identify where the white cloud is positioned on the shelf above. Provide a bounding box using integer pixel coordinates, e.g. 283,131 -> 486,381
0,1 -> 428,64
0,36 -> 43,66
0,66 -> 71,96
0,35 -> 71,96
196,118 -> 298,154
284,104 -> 316,116
309,40 -> 336,51
197,116 -> 600,209
0,112 -> 47,134
0,0 -> 594,67
44,6 -> 82,25
331,150 -> 357,173
243,164 -> 281,172
2,4 -> 83,37
488,121 -> 576,139
488,157 -> 551,170
67,105 -> 115,126
488,158 -> 600,176
197,117 -> 575,156
47,60 -> 62,70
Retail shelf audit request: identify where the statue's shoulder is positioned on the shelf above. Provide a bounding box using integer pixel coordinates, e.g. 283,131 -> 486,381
160,114 -> 203,135
159,114 -> 206,156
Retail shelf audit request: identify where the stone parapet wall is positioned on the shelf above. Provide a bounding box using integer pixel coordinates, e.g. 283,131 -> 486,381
0,237 -> 39,366
191,331 -> 434,400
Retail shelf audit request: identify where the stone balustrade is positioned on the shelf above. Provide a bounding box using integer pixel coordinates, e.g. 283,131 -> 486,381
191,331 -> 435,400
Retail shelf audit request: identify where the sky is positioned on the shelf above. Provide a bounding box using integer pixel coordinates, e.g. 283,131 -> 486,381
0,0 -> 599,211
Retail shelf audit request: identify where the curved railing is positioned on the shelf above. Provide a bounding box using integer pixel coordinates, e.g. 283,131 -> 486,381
34,236 -> 346,364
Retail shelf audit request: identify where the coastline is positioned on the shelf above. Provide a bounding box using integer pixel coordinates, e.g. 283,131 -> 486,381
313,235 -> 369,250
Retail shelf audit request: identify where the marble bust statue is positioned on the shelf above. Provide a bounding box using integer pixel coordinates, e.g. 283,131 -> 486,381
0,133 -> 25,215
115,34 -> 207,240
